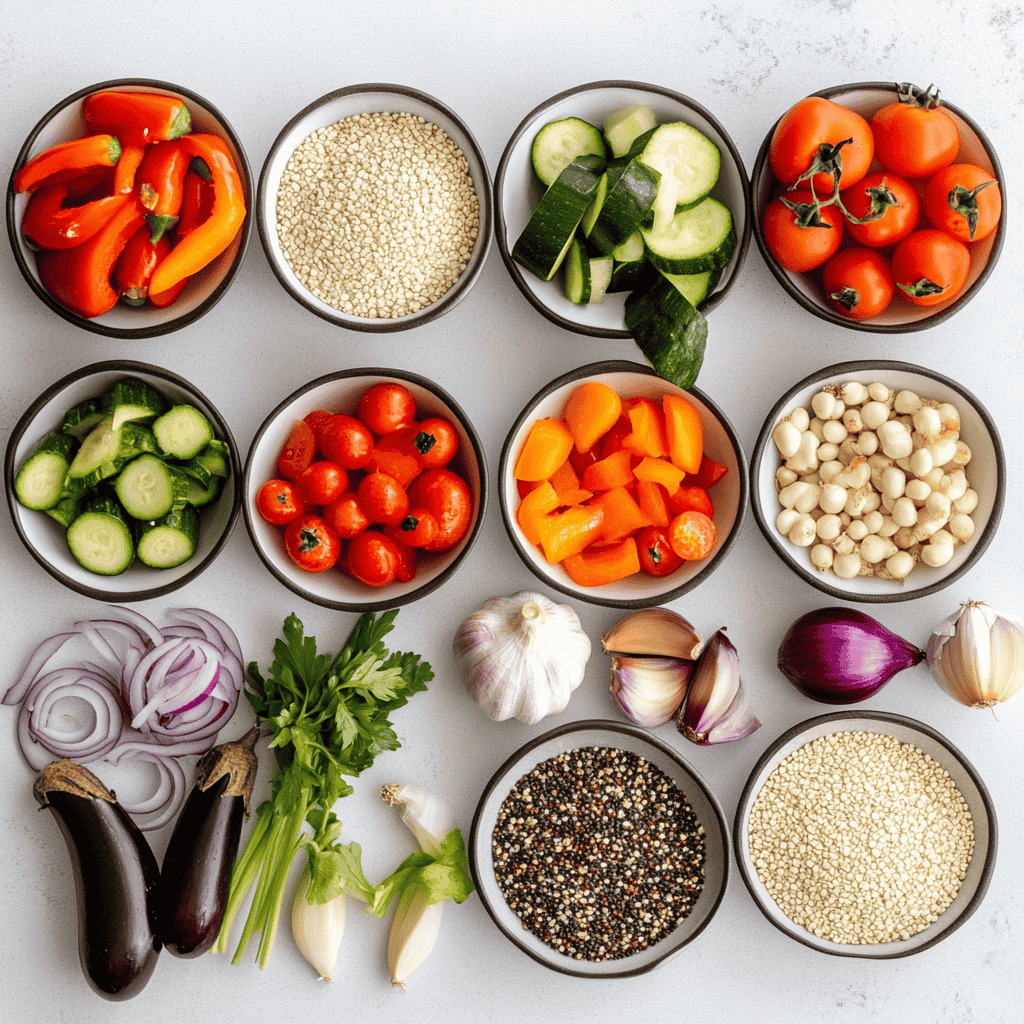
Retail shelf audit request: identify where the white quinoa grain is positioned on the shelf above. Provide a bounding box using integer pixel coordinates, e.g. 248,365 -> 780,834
277,111 -> 480,318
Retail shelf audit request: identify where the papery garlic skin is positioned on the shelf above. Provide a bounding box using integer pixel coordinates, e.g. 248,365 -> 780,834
453,592 -> 591,725
381,783 -> 455,857
610,656 -> 691,728
927,601 -> 1024,708
291,866 -> 346,983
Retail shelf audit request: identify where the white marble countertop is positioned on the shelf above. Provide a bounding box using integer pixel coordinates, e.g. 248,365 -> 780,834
1,2 -> 1021,1021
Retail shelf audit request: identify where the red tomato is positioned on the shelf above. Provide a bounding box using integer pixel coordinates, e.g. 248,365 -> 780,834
283,514 -> 341,573
277,419 -> 317,482
769,96 -> 874,195
840,172 -> 920,248
386,508 -> 440,548
357,471 -> 410,525
256,479 -> 305,526
303,409 -> 334,444
319,414 -> 374,470
406,468 -> 473,551
366,429 -> 423,488
347,530 -> 400,587
413,417 -> 460,468
890,229 -> 971,306
762,190 -> 845,272
636,525 -> 684,577
821,247 -> 895,321
357,382 -> 417,435
386,532 -> 417,583
922,164 -> 1002,242
669,510 -> 717,562
870,88 -> 959,179
322,492 -> 369,539
297,460 -> 347,506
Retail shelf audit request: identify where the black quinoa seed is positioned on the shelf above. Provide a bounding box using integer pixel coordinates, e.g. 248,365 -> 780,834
492,745 -> 706,962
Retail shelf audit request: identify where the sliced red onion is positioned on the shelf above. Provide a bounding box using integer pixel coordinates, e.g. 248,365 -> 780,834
3,631 -> 77,707
105,746 -> 187,831
677,630 -> 761,745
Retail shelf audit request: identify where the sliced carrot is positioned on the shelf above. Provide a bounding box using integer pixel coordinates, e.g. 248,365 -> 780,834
668,484 -> 714,519
536,504 -> 604,564
562,536 -> 640,587
581,448 -> 634,492
683,455 -> 729,490
514,418 -> 573,481
516,480 -> 560,546
548,458 -> 593,506
633,456 -> 687,492
663,393 -> 703,475
588,486 -> 652,544
669,510 -> 717,561
623,397 -> 669,458
564,381 -> 622,454
636,479 -> 671,528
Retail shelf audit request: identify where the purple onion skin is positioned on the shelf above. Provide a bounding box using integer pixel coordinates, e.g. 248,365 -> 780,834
777,607 -> 925,705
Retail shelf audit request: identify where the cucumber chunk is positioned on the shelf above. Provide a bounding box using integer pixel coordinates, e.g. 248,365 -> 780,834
107,376 -> 168,430
64,416 -> 159,492
612,230 -> 645,264
61,396 -> 107,438
153,405 -> 214,460
626,276 -> 709,390
67,493 -> 134,575
564,238 -> 593,304
115,454 -> 188,520
136,504 -> 199,569
185,474 -> 222,508
15,432 -> 77,510
45,495 -> 80,529
637,122 -> 722,234
531,117 -> 607,187
604,104 -> 657,159
580,172 -> 609,238
588,158 -> 661,256
588,256 -> 614,304
641,197 -> 735,275
659,267 -> 720,308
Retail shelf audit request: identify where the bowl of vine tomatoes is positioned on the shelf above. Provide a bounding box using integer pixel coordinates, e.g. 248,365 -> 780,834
243,368 -> 487,611
499,360 -> 747,609
752,82 -> 1004,332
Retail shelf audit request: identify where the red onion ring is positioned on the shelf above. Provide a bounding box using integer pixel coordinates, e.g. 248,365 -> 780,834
105,746 -> 187,831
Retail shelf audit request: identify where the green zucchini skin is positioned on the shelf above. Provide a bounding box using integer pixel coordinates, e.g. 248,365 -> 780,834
626,275 -> 709,390
641,197 -> 735,275
588,158 -> 661,256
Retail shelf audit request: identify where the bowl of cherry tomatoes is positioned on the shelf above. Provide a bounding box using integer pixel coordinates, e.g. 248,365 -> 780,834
752,82 -> 1004,332
499,360 -> 747,609
243,369 -> 487,610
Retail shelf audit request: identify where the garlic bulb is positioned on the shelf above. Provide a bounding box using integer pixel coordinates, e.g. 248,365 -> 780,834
453,591 -> 591,725
291,864 -> 346,982
610,655 -> 692,727
927,600 -> 1024,708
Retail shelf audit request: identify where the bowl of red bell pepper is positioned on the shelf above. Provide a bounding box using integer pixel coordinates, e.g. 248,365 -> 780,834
7,78 -> 252,338
499,360 -> 747,608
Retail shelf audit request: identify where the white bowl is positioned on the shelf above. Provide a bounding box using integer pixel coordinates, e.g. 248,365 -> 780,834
734,711 -> 997,958
469,719 -> 729,978
750,360 -> 1004,603
243,368 -> 487,611
6,78 -> 252,338
257,84 -> 492,332
499,360 -> 747,608
494,80 -> 752,337
5,361 -> 242,600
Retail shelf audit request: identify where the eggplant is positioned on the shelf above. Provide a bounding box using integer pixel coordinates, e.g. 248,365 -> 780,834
33,759 -> 161,1001
157,727 -> 259,957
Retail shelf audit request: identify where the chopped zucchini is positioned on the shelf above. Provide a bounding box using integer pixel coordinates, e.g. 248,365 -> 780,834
580,172 -> 609,238
14,432 -> 77,510
136,504 -> 199,569
45,494 -> 80,529
531,117 -> 607,187
625,275 -> 709,390
589,256 -> 614,304
604,104 -> 658,159
184,473 -> 222,508
107,376 -> 168,430
588,157 -> 661,256
153,405 -> 215,460
64,416 -> 159,492
659,267 -> 720,308
61,396 -> 107,438
115,454 -> 189,521
641,196 -> 735,275
564,238 -> 593,304
611,230 -> 645,264
66,492 -> 135,576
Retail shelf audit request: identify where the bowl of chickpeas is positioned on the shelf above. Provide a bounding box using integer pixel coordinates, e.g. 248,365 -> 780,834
750,360 -> 1004,602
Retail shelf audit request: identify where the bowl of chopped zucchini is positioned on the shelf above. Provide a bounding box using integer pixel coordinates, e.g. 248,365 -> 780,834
6,360 -> 241,600
494,81 -> 752,372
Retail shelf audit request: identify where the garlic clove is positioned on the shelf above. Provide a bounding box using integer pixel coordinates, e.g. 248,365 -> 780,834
602,608 -> 703,661
678,630 -> 761,745
388,894 -> 444,992
610,655 -> 692,728
291,866 -> 346,982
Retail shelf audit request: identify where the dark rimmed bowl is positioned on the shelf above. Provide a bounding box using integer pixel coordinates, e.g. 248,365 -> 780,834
734,711 -> 997,958
243,368 -> 487,611
751,81 -> 1005,332
469,719 -> 729,978
5,361 -> 242,601
257,84 -> 492,332
500,360 -> 747,608
750,360 -> 1004,603
6,78 -> 252,338
494,80 -> 752,337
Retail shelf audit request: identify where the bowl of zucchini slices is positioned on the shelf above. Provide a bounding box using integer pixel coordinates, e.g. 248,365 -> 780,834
6,360 -> 241,600
494,80 -> 752,387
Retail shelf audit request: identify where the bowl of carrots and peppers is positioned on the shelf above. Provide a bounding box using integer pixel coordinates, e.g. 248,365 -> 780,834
499,360 -> 747,608
7,78 -> 251,338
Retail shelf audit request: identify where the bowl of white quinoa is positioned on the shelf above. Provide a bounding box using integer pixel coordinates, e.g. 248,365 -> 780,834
257,84 -> 492,331
734,711 -> 997,958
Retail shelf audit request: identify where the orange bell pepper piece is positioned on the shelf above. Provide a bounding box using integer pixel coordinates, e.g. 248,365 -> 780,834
663,393 -> 703,474
581,448 -> 634,492
636,479 -> 671,528
599,415 -> 634,459
514,417 -> 574,481
536,504 -> 604,564
13,134 -> 122,194
633,456 -> 687,492
547,458 -> 592,506
682,455 -> 729,490
516,480 -> 560,546
563,536 -> 640,587
623,397 -> 669,458
588,486 -> 652,543
564,381 -> 622,454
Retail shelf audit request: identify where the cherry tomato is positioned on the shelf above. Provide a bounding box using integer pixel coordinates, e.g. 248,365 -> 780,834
769,96 -> 874,195
821,247 -> 895,321
870,88 -> 959,179
298,460 -> 347,506
923,164 -> 1002,243
367,425 -> 423,487
382,531 -> 418,582
406,468 -> 473,551
357,471 -> 410,525
283,514 -> 341,573
347,530 -> 400,587
277,419 -> 317,482
840,173 -> 920,248
413,417 -> 460,468
890,229 -> 971,307
319,414 -> 374,470
386,508 -> 440,548
303,409 -> 334,445
762,190 -> 844,272
669,510 -> 717,562
322,492 -> 369,539
256,478 -> 305,526
667,484 -> 714,519
636,525 -> 684,577
357,382 -> 417,435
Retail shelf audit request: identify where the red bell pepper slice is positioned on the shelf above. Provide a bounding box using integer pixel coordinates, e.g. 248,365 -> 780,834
113,145 -> 146,196
175,169 -> 215,238
13,134 -> 121,194
21,180 -> 129,250
114,226 -> 172,306
136,140 -> 191,241
82,91 -> 191,148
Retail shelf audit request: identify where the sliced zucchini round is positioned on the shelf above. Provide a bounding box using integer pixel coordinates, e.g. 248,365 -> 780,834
531,117 -> 606,186
641,197 -> 735,275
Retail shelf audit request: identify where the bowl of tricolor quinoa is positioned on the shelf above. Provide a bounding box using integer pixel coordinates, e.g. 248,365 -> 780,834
734,711 -> 997,958
257,84 -> 492,331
